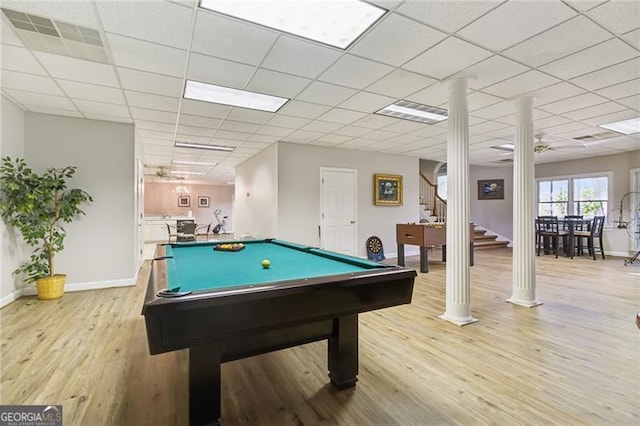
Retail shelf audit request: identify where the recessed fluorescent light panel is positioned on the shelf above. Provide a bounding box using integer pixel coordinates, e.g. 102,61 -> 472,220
198,0 -> 386,50
598,117 -> 640,135
376,100 -> 448,125
490,144 -> 515,152
170,170 -> 207,176
184,80 -> 288,112
171,160 -> 216,167
175,141 -> 235,152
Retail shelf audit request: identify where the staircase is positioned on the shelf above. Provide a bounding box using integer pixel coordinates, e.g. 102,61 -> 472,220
419,173 -> 509,250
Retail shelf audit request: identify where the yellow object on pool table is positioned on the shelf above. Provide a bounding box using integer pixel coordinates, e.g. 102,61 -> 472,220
261,259 -> 271,269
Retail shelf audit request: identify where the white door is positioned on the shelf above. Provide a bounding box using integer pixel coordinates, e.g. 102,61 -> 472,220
320,167 -> 357,255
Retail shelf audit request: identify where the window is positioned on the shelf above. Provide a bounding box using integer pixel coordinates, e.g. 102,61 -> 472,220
537,173 -> 609,219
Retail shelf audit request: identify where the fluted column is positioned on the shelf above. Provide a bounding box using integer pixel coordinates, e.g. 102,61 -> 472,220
508,96 -> 541,307
439,76 -> 477,326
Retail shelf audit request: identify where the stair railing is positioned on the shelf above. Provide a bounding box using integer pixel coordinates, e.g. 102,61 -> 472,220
419,173 -> 447,222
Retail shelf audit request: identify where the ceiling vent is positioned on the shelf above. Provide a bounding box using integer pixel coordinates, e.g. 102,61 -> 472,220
497,158 -> 514,163
1,8 -> 108,63
572,131 -> 620,143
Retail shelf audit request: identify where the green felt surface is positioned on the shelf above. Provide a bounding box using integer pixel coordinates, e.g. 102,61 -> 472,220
165,240 -> 385,292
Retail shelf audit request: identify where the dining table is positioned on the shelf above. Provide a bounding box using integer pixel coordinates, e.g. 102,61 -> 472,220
558,217 -> 593,259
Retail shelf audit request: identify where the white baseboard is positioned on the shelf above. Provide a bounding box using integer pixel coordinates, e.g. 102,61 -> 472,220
12,277 -> 137,299
0,289 -> 23,308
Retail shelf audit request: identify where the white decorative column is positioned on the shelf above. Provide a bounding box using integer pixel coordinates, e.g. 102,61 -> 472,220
508,96 -> 541,307
439,76 -> 477,326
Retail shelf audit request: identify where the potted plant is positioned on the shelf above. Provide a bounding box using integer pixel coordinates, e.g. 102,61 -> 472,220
0,157 -> 92,299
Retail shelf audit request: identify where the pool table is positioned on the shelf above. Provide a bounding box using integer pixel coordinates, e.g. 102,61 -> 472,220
142,238 -> 416,425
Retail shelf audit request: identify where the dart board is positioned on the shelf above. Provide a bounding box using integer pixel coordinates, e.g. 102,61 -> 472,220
366,236 -> 385,261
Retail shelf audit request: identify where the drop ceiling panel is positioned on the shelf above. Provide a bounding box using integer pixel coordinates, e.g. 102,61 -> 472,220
457,1 -> 576,51
96,1 -> 193,49
405,82 -> 449,107
339,91 -> 396,113
351,114 -> 399,129
587,0 -> 640,35
564,1 -> 607,12
538,92 -> 609,114
180,99 -> 231,119
178,114 -> 221,129
534,115 -> 573,129
403,37 -> 492,80
563,102 -> 628,121
530,82 -> 587,107
1,45 -> 47,75
255,125 -> 295,137
5,89 -> 77,110
317,108 -> 367,125
349,13 -> 447,66
73,99 -> 130,117
570,58 -> 640,90
218,120 -> 261,134
596,79 -> 640,99
116,68 -> 184,98
176,124 -> 214,137
136,120 -> 176,133
1,69 -> 63,95
296,81 -> 358,106
191,10 -> 277,66
472,101 -> 522,120
334,126 -> 374,138
226,108 -> 273,125
502,16 -> 612,67
582,109 -> 638,126
125,91 -> 179,112
396,0 -> 500,33
187,53 -> 255,89
246,68 -> 311,99
623,28 -> 640,49
130,107 -> 177,124
25,105 -> 82,117
318,55 -> 393,90
300,120 -> 344,133
84,113 -> 132,124
106,33 -> 187,77
382,120 -> 427,134
365,69 -> 435,99
464,56 -> 529,90
540,39 -> 639,80
1,19 -> 25,46
56,79 -> 125,104
482,70 -> 560,99
266,115 -> 310,129
261,36 -> 341,79
617,94 -> 640,110
278,100 -> 330,119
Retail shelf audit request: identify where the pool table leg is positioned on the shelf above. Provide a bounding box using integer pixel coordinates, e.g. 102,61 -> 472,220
328,314 -> 358,389
189,343 -> 223,426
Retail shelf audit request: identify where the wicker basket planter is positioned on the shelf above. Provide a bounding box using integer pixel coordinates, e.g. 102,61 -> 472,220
36,274 -> 66,300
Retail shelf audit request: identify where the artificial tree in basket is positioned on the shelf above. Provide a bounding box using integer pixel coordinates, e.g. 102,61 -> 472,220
0,157 -> 93,299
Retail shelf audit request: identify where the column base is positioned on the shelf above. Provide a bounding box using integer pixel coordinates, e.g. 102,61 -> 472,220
507,298 -> 543,308
438,314 -> 478,326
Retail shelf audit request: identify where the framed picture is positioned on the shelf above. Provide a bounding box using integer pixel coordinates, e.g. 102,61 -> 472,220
374,173 -> 403,206
178,195 -> 190,207
198,196 -> 210,208
478,179 -> 504,200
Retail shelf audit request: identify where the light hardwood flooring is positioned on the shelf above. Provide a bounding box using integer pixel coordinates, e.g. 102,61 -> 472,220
1,248 -> 638,425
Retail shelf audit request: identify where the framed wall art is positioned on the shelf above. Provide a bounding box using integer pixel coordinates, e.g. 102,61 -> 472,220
374,173 -> 403,206
477,179 -> 504,200
178,195 -> 191,207
198,196 -> 210,208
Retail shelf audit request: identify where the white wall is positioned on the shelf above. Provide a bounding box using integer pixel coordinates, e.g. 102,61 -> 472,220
470,165 -> 514,241
0,96 -> 28,306
24,113 -> 137,288
234,143 -> 278,238
277,142 -> 419,258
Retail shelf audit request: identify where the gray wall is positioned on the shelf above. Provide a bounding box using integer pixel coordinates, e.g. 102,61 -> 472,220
277,142 -> 419,258
0,96 -> 28,305
24,113 -> 136,287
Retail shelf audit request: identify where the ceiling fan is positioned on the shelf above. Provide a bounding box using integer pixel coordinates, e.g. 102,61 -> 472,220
144,165 -> 184,180
533,134 -> 586,154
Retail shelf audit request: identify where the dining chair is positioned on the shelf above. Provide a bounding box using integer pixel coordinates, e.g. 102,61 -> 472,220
195,223 -> 211,240
535,216 -> 568,258
180,221 -> 197,242
574,216 -> 605,260
166,224 -> 178,243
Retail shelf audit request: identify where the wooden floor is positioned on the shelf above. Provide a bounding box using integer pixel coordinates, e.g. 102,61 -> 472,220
1,248 -> 638,425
